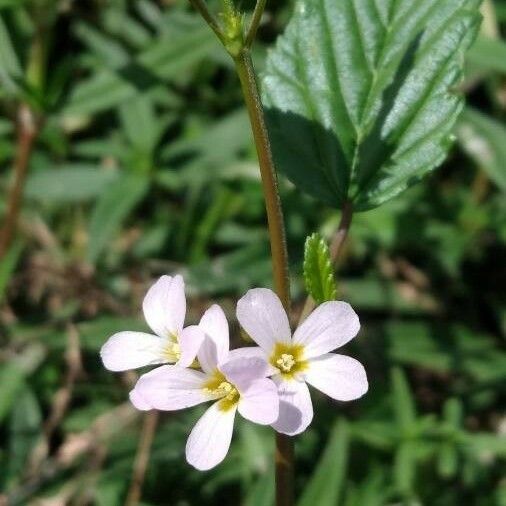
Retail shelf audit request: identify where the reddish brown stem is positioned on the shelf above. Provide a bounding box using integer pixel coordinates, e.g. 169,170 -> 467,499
0,104 -> 38,259
275,433 -> 295,506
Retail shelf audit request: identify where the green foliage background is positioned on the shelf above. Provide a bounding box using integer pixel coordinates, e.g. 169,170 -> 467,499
0,0 -> 505,504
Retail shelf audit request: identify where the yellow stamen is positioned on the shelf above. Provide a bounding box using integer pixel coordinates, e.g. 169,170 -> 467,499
276,353 -> 296,372
202,370 -> 240,411
270,342 -> 308,379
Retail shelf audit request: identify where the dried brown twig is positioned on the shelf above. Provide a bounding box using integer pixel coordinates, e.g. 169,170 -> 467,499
125,411 -> 160,506
28,323 -> 84,477
8,403 -> 139,505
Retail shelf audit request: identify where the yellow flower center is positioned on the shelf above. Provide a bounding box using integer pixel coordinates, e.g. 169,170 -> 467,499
276,353 -> 296,372
202,371 -> 240,411
162,333 -> 200,367
163,342 -> 181,362
270,342 -> 308,379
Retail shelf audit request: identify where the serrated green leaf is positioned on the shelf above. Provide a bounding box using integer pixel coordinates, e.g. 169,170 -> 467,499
303,233 -> 337,304
86,173 -> 149,264
298,418 -> 349,506
263,0 -> 481,210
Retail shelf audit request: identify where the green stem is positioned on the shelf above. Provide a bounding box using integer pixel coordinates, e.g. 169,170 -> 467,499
234,48 -> 293,506
245,0 -> 267,47
187,0 -> 223,40
234,50 -> 290,310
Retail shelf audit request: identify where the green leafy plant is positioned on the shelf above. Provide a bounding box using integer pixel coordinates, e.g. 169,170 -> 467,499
1,0 -> 504,505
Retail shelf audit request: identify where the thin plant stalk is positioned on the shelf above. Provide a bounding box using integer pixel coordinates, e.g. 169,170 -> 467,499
186,0 -> 293,502
187,0 -> 222,39
0,13 -> 47,261
245,0 -> 267,47
0,104 -> 38,260
233,48 -> 293,506
233,50 -> 290,309
125,411 -> 159,506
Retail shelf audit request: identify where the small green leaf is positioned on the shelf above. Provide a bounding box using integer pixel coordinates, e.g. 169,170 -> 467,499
458,107 -> 506,191
119,95 -> 164,155
298,418 -> 349,506
394,441 -> 417,495
438,441 -> 458,478
74,22 -> 130,68
0,14 -> 22,93
467,35 -> 506,74
6,387 -> 42,487
0,363 -> 26,423
86,173 -> 149,264
263,0 -> 481,210
0,240 -> 23,303
443,398 -> 463,429
391,367 -> 417,434
244,470 -> 274,506
303,233 -> 337,304
25,165 -> 119,203
63,23 -> 216,117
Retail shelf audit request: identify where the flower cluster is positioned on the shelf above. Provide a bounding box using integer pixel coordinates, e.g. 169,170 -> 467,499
100,275 -> 368,470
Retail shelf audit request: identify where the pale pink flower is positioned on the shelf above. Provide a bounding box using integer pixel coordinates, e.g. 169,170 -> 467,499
236,288 -> 368,436
100,275 -> 204,371
130,304 -> 279,470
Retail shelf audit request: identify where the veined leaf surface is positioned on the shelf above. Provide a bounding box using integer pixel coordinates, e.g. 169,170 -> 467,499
263,0 -> 481,210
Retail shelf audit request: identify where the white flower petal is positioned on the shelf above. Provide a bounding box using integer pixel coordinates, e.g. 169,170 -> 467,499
293,301 -> 360,359
271,377 -> 313,436
228,346 -> 265,361
131,365 -> 209,411
220,356 -> 273,391
197,305 -> 230,373
238,378 -> 279,425
100,331 -> 166,372
305,353 -> 368,401
177,325 -> 205,368
142,275 -> 186,338
228,346 -> 278,376
129,387 -> 152,411
186,402 -> 237,471
236,288 -> 291,354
